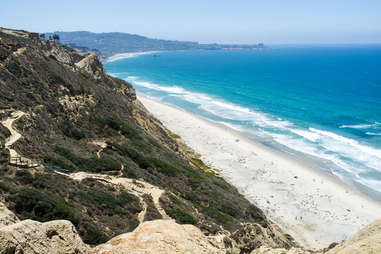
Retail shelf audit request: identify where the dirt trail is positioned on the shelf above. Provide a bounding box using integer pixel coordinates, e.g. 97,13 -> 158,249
2,111 -> 25,158
90,141 -> 107,158
59,172 -> 170,222
1,111 -> 38,167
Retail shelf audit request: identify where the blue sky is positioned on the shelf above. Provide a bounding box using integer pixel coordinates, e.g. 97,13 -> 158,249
2,0 -> 381,44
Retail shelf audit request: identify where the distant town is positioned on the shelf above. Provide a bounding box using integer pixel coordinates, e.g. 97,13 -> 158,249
43,31 -> 265,58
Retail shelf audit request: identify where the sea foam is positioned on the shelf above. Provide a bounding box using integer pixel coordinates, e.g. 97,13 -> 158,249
114,71 -> 381,197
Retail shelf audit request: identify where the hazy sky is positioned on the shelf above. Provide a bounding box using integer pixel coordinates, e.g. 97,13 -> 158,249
2,0 -> 381,44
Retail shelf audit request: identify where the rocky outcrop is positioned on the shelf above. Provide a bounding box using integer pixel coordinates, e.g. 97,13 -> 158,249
250,218 -> 381,254
0,219 -> 89,254
232,222 -> 297,253
0,201 -> 88,254
91,219 -> 225,254
75,52 -> 106,80
251,247 -> 316,254
0,203 -> 19,228
325,218 -> 381,254
47,41 -> 85,66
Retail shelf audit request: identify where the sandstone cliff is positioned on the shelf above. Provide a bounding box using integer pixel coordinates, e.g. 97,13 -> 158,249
1,200 -> 380,254
2,27 -> 379,254
0,27 -> 296,253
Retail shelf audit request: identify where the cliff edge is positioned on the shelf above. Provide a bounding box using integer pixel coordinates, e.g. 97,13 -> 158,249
0,27 -> 297,253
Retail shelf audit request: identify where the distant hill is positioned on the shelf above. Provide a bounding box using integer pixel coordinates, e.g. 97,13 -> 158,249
44,31 -> 264,58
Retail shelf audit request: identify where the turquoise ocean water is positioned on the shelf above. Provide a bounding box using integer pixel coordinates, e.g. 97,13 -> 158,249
104,47 -> 381,200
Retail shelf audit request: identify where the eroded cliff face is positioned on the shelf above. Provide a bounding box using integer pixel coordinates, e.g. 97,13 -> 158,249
91,219 -> 227,254
0,27 -> 298,253
2,203 -> 380,254
0,27 -> 380,254
0,202 -> 89,254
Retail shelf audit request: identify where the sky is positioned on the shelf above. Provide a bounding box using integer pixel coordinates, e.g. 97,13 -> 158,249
2,0 -> 381,44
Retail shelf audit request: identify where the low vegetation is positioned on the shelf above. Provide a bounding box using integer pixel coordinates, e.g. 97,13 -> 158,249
0,30 -> 281,251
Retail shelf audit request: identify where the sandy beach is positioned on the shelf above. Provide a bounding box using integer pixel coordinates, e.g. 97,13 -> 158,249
138,95 -> 381,250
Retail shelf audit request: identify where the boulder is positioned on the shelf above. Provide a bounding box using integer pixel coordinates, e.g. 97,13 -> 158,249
91,219 -> 225,254
0,219 -> 89,254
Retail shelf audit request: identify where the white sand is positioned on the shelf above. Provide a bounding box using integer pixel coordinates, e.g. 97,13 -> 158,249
138,96 -> 381,250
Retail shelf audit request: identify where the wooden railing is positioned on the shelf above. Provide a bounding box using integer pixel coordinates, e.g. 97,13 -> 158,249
9,156 -> 39,168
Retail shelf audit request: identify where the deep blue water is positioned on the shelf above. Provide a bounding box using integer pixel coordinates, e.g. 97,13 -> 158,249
104,47 -> 381,198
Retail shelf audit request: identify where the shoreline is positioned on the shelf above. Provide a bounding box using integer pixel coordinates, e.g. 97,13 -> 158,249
105,51 -> 160,62
138,95 -> 381,250
105,48 -> 265,62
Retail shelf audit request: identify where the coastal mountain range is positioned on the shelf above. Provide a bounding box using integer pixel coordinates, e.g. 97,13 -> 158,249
44,31 -> 265,58
0,27 -> 380,253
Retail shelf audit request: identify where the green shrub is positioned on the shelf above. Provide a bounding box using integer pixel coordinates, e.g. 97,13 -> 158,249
112,143 -> 183,176
166,209 -> 196,225
149,158 -> 182,177
168,194 -> 182,205
54,146 -> 120,172
104,117 -> 123,131
32,173 -> 47,188
247,204 -> 265,222
82,157 -> 121,172
15,170 -> 33,184
58,121 -> 85,140
81,223 -> 108,245
118,191 -> 139,206
13,188 -> 78,224
185,171 -> 205,189
198,205 -> 233,225
220,202 -> 240,217
43,155 -> 75,172
112,143 -> 150,169
124,169 -> 137,179
191,157 -> 209,170
72,190 -> 140,215
54,146 -> 82,165
120,124 -> 139,140
184,192 -> 199,202
102,117 -> 142,144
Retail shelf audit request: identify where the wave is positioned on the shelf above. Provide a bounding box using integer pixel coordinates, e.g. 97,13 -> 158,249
129,79 -> 293,130
214,121 -> 244,132
339,122 -> 380,129
126,76 -> 138,80
290,129 -> 320,142
106,51 -> 159,62
121,75 -> 381,193
309,128 -> 381,160
108,72 -> 130,77
131,80 -> 199,96
366,132 -> 381,136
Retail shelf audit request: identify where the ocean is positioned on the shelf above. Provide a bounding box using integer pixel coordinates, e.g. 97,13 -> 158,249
104,46 -> 381,200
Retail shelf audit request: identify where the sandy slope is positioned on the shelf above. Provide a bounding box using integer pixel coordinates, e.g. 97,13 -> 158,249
138,96 -> 381,249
